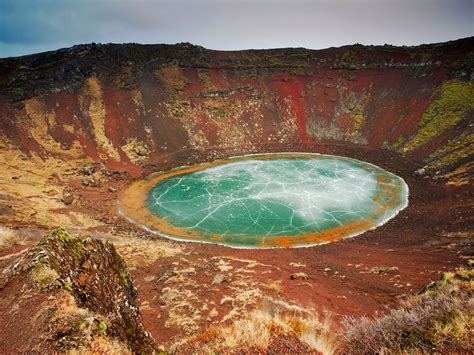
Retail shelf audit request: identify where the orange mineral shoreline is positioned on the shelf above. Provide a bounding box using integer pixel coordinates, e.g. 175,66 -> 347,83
118,153 -> 408,248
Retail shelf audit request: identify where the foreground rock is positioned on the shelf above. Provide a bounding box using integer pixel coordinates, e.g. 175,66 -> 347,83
290,272 -> 309,280
0,228 -> 155,353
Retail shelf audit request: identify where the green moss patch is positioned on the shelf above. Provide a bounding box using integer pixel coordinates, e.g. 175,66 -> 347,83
403,80 -> 474,152
154,65 -> 189,100
427,133 -> 474,171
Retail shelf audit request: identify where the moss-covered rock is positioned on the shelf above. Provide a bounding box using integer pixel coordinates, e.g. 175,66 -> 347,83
0,228 -> 156,353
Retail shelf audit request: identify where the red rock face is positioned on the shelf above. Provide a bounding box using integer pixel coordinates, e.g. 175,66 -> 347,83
0,39 -> 472,184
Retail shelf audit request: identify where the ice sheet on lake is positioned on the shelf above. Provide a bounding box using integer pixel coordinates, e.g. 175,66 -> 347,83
147,156 -> 407,240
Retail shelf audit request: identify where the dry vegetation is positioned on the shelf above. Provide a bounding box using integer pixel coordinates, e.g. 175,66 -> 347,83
173,299 -> 336,354
173,266 -> 473,353
340,267 -> 473,353
0,227 -> 33,250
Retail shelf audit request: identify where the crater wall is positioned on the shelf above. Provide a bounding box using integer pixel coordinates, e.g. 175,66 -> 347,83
1,39 -> 473,184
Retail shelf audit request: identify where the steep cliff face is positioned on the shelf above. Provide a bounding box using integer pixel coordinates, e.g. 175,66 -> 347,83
0,38 -> 473,185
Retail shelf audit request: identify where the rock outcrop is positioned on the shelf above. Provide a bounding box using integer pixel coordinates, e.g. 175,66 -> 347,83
0,228 -> 155,353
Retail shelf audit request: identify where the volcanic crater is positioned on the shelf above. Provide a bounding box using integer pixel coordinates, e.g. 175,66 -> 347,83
0,38 -> 473,351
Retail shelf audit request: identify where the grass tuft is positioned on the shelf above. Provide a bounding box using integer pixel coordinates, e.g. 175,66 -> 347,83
174,302 -> 336,354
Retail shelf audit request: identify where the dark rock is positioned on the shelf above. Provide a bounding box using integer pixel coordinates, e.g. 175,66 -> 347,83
105,170 -> 127,179
159,269 -> 177,282
290,272 -> 309,280
82,178 -> 98,187
61,194 -> 74,205
0,204 -> 14,216
370,266 -> 399,274
80,165 -> 96,176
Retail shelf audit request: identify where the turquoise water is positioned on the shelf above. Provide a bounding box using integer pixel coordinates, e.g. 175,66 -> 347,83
146,155 -> 408,247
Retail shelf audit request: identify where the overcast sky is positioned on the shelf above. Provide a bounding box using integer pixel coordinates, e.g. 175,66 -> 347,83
1,0 -> 473,58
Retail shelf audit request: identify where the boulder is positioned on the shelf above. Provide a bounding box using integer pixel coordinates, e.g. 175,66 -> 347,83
61,194 -> 74,205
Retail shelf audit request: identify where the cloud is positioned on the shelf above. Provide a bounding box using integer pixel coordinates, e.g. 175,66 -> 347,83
1,0 -> 472,57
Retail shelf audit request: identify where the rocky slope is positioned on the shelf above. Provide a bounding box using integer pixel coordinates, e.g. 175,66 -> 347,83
0,228 -> 155,352
1,38 -> 472,183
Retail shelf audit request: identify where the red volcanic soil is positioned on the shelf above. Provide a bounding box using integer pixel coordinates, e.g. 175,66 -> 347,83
3,143 -> 466,349
0,39 -> 473,351
96,146 -> 474,347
